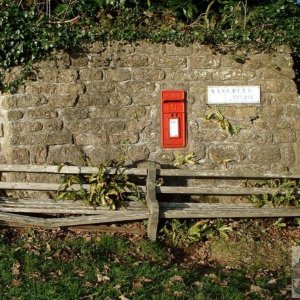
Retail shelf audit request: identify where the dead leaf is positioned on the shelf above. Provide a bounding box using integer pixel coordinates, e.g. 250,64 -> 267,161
11,279 -> 22,287
267,278 -> 277,285
170,275 -> 183,282
173,291 -> 183,298
45,243 -> 51,252
250,285 -> 263,294
141,277 -> 152,283
12,261 -> 20,276
119,295 -> 129,300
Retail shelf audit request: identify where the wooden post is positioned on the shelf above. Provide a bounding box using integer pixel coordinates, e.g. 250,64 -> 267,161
146,162 -> 159,241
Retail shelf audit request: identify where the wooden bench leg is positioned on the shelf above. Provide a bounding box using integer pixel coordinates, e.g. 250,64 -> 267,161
146,162 -> 159,241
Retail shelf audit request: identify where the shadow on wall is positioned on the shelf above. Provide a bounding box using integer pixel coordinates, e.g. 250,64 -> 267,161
292,52 -> 300,93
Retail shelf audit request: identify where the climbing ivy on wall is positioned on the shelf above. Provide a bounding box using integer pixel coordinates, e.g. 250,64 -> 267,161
1,0 -> 300,92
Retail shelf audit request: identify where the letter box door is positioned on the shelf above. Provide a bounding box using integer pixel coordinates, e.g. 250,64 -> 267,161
161,90 -> 186,148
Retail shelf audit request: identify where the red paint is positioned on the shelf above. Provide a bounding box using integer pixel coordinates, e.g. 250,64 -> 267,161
161,90 -> 186,148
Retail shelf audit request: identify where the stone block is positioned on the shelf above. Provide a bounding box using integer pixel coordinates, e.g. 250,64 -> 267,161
10,121 -> 43,134
132,69 -> 165,81
118,81 -> 156,94
103,121 -> 126,133
109,132 -> 139,145
74,133 -> 108,146
220,106 -> 258,121
30,146 -> 48,164
154,152 -> 174,165
165,69 -> 211,81
6,110 -> 24,121
212,68 -> 256,81
190,55 -> 221,69
127,145 -> 150,162
85,82 -> 115,93
55,51 -> 71,68
280,144 -> 296,164
2,95 -> 48,109
248,145 -> 281,163
57,69 -> 79,83
108,93 -> 132,106
47,145 -> 84,165
55,83 -> 85,95
9,131 -> 73,146
165,44 -> 192,56
89,105 -> 118,119
89,54 -> 112,67
189,83 -> 207,94
274,130 -> 297,143
79,68 -> 103,81
115,55 -> 149,67
134,41 -> 165,54
26,83 -> 57,94
78,94 -> 109,107
141,126 -> 159,143
208,144 -> 245,163
190,143 -> 207,160
61,107 -> 89,121
231,130 -> 272,144
37,68 -> 59,82
149,56 -> 187,68
285,105 -> 300,118
192,129 -> 228,143
130,94 -> 157,106
118,106 -> 146,120
84,146 -> 124,165
47,94 -> 78,108
126,119 -> 152,132
104,68 -> 131,82
65,119 -> 103,132
25,108 -> 58,120
42,120 -> 63,132
70,53 -> 89,68
7,147 -> 30,164
262,80 -> 284,93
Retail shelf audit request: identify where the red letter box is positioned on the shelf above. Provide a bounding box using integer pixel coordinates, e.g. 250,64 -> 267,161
161,90 -> 186,148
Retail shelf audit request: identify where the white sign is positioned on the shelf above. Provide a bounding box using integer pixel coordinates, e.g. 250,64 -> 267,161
207,86 -> 260,104
169,118 -> 179,138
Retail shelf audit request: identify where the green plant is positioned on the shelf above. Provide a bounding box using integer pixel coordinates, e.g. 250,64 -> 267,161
204,107 -> 240,135
159,219 -> 232,247
246,179 -> 300,208
56,159 -> 144,209
173,152 -> 196,167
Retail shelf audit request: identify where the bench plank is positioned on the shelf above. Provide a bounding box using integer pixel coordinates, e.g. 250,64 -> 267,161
160,202 -> 300,218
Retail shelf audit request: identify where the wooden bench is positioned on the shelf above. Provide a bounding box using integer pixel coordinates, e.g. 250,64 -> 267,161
0,162 -> 299,241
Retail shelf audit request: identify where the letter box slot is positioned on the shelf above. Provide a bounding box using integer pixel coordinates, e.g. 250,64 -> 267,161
161,90 -> 186,148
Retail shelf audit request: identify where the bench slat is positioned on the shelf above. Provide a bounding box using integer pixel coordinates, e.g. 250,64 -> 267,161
160,202 -> 300,218
158,169 -> 300,179
158,186 -> 300,195
0,182 -> 146,192
0,198 -> 147,215
0,164 -> 147,175
0,211 -> 149,227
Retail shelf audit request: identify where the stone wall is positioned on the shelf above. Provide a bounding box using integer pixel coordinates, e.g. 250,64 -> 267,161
0,41 -> 299,173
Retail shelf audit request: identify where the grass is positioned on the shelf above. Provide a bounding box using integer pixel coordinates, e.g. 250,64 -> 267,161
0,223 -> 294,300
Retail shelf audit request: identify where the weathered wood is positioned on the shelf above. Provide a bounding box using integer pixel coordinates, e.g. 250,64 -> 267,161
0,182 -> 146,192
160,202 -> 300,218
157,168 -> 300,179
0,211 -> 149,227
0,198 -> 148,215
146,162 -> 159,241
157,186 -> 300,195
0,164 -> 147,175
67,225 -> 146,235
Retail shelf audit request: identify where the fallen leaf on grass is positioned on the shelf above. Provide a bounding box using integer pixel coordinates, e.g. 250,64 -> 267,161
170,275 -> 183,282
11,279 -> 22,287
96,274 -> 110,283
250,285 -> 263,294
119,295 -> 129,300
11,261 -> 20,276
267,278 -> 277,285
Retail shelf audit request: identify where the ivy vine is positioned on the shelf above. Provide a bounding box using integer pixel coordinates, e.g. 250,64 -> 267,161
1,0 -> 300,92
